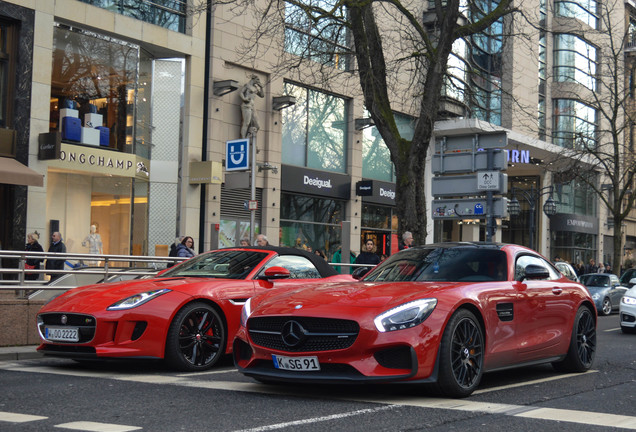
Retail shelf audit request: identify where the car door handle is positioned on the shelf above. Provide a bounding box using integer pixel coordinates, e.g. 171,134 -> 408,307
552,287 -> 563,295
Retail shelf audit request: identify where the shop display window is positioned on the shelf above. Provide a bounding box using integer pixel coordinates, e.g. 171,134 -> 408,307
280,193 -> 344,258
50,24 -> 140,153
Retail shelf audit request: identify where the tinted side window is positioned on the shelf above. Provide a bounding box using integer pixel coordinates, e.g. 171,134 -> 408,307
260,255 -> 321,279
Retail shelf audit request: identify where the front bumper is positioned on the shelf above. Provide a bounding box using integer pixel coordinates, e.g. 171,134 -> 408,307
233,315 -> 444,384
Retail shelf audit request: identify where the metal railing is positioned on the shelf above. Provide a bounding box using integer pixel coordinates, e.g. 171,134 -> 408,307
0,250 -> 187,295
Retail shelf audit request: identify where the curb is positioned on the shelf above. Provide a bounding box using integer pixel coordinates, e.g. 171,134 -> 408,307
0,345 -> 42,361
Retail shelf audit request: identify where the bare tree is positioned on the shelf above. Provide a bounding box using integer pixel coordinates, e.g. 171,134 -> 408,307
220,0 -> 518,242
545,0 -> 636,271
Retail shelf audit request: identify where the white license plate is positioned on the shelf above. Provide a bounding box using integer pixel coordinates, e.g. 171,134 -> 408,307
45,326 -> 79,342
272,355 -> 320,371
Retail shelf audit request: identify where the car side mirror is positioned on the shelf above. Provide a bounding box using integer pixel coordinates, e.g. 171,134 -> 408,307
352,266 -> 371,280
518,264 -> 550,281
259,266 -> 291,280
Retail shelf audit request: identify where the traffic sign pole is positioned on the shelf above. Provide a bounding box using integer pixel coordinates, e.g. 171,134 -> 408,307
250,133 -> 256,244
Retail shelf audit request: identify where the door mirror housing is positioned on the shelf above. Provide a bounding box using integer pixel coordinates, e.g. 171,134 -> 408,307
259,266 -> 291,280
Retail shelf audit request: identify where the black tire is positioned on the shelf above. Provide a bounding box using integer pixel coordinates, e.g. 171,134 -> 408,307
435,309 -> 484,398
552,306 -> 596,372
165,302 -> 226,371
621,325 -> 636,334
600,298 -> 612,316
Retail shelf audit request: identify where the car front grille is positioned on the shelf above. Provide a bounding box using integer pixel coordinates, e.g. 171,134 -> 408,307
248,316 -> 359,352
38,313 -> 96,343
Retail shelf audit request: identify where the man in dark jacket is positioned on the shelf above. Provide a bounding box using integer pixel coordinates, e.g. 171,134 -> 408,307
46,231 -> 66,281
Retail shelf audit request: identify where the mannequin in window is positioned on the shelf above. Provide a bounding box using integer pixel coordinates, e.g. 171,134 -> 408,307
82,224 -> 103,266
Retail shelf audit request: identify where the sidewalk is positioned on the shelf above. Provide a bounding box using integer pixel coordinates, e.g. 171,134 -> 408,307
0,345 -> 42,361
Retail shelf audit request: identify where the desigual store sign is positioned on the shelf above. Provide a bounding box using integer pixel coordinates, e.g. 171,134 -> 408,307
48,143 -> 150,179
281,165 -> 351,199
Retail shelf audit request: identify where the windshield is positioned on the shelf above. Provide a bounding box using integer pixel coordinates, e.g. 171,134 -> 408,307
363,247 -> 508,282
580,274 -> 609,287
161,250 -> 269,279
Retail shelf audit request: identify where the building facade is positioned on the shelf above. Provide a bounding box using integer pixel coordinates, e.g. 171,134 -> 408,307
0,0 -> 630,271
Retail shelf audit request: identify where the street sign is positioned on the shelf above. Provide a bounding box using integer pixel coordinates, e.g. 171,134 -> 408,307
226,138 -> 249,171
434,131 -> 508,153
432,173 -> 508,196
432,197 -> 509,220
432,149 -> 506,174
477,171 -> 501,190
248,200 -> 258,211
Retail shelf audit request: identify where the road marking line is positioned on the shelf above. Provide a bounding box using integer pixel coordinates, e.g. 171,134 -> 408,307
473,370 -> 598,395
605,327 -> 621,332
54,421 -> 142,431
231,406 -> 397,432
0,411 -> 48,423
6,365 -> 636,430
176,366 -> 236,377
516,407 -> 636,429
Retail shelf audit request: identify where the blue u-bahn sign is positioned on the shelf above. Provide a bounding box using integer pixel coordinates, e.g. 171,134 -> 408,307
226,138 -> 249,171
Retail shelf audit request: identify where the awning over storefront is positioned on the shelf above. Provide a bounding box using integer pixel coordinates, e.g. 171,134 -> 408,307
0,157 -> 44,187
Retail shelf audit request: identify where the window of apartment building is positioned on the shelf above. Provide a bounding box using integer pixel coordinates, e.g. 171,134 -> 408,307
362,112 -> 414,182
555,0 -> 598,28
0,19 -> 16,128
79,0 -> 187,33
469,5 -> 503,125
284,0 -> 350,70
444,38 -> 469,104
280,193 -> 345,258
553,34 -> 597,90
552,99 -> 597,149
281,82 -> 348,173
50,24 -> 142,154
538,96 -> 546,140
555,179 -> 597,216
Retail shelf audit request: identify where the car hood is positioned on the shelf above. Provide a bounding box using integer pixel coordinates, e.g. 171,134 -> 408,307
251,280 -> 453,316
583,286 -> 610,294
39,277 -> 229,313
624,286 -> 636,298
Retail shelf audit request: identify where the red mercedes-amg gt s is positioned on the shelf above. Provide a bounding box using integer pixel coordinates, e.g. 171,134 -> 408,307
234,243 -> 597,397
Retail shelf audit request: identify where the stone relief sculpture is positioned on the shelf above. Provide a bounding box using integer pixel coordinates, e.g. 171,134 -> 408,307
240,75 -> 264,138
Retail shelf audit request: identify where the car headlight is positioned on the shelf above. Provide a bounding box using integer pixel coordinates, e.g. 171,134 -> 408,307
622,296 -> 636,305
106,289 -> 171,310
374,299 -> 437,332
240,298 -> 253,327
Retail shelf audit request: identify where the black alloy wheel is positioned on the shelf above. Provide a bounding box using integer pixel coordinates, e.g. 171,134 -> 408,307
553,306 -> 596,372
165,302 -> 226,371
436,309 -> 484,398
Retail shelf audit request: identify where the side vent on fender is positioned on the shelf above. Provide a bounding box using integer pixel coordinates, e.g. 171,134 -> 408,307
496,303 -> 514,322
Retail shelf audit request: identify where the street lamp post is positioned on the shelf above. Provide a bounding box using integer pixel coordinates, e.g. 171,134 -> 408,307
508,186 -> 557,251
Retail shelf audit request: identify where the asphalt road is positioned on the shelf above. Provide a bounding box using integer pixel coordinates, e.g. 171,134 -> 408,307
1,315 -> 635,432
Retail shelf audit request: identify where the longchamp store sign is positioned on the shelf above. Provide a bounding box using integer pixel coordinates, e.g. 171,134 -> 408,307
48,143 -> 150,179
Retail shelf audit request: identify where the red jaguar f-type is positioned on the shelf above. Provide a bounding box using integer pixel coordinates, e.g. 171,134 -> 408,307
37,247 -> 352,371
234,243 -> 597,397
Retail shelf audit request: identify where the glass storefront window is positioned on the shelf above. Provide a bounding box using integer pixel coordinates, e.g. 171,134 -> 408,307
554,34 -> 597,90
79,0 -> 187,33
282,83 -> 348,173
50,24 -> 140,153
552,231 -> 597,267
280,193 -> 344,258
362,112 -> 414,182
553,99 -> 597,149
361,204 -> 393,230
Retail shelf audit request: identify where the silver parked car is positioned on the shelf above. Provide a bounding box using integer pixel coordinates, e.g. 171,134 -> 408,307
579,273 -> 627,316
